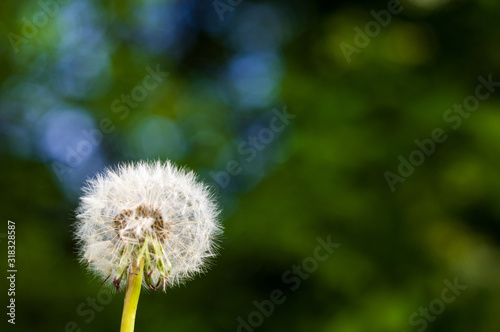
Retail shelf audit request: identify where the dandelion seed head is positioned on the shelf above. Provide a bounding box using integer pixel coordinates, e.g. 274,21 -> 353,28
75,160 -> 222,291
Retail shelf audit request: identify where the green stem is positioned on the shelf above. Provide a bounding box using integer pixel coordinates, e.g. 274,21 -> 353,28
120,259 -> 144,332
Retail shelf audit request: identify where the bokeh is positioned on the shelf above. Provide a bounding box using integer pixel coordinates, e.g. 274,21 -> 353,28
1,0 -> 500,331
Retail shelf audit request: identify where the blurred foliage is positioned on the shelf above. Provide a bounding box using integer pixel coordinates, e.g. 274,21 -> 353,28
1,0 -> 500,331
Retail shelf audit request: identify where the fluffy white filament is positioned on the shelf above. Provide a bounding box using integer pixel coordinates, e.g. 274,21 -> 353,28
75,160 -> 222,291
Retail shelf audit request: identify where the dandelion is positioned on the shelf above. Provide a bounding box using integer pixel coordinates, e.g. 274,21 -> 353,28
75,160 -> 222,331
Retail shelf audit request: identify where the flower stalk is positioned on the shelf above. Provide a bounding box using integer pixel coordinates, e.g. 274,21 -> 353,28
120,258 -> 144,332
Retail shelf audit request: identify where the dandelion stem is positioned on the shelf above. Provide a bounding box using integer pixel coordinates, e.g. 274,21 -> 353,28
120,258 -> 144,332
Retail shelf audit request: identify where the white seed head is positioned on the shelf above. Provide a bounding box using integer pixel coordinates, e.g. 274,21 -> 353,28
75,160 -> 222,292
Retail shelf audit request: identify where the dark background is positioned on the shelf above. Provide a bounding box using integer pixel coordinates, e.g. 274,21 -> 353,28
1,0 -> 500,331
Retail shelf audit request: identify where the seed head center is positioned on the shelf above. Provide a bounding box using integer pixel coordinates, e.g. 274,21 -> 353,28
113,205 -> 168,242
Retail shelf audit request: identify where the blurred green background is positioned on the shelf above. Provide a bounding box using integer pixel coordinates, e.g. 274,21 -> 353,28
1,0 -> 500,331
